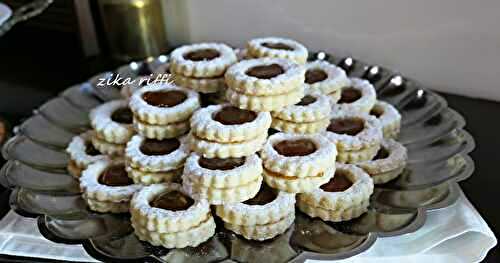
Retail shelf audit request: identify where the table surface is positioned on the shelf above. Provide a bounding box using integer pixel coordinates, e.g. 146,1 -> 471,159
0,28 -> 498,263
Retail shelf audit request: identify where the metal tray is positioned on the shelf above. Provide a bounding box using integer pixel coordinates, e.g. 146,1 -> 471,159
0,0 -> 52,37
0,52 -> 475,262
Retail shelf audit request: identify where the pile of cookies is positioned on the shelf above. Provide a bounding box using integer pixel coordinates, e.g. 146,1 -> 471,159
67,36 -> 409,250
129,84 -> 200,140
169,43 -> 236,94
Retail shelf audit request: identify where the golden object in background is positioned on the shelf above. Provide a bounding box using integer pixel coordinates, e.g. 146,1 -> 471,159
98,0 -> 168,61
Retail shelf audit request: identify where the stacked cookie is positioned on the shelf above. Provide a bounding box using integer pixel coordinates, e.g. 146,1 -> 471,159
183,103 -> 271,204
303,60 -> 350,103
66,131 -> 108,178
246,37 -> 308,64
369,101 -> 402,139
356,139 -> 407,184
169,43 -> 237,94
261,133 -> 337,193
271,91 -> 331,134
130,183 -> 216,248
297,164 -> 374,222
324,111 -> 383,164
125,135 -> 189,185
188,104 -> 271,158
225,58 -> 305,112
89,100 -> 135,156
333,78 -> 377,114
216,184 -> 296,241
80,159 -> 142,213
129,83 -> 200,140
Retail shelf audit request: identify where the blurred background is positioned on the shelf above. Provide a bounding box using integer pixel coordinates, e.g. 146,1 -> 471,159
1,0 -> 499,108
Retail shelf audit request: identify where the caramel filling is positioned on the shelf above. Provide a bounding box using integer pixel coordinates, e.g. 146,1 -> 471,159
338,87 -> 362,104
373,147 -> 389,160
150,190 -> 194,211
274,139 -> 317,157
213,106 -> 257,125
243,184 -> 277,206
262,42 -> 294,51
198,156 -> 246,171
370,108 -> 384,118
137,63 -> 153,76
327,118 -> 365,136
183,49 -> 220,61
85,142 -> 100,156
111,108 -> 133,124
140,138 -> 180,156
305,69 -> 328,84
142,90 -> 187,107
98,164 -> 133,187
246,64 -> 284,79
320,172 -> 353,192
295,95 -> 317,106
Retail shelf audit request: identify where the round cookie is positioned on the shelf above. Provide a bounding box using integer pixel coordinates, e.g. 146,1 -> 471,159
246,37 -> 308,64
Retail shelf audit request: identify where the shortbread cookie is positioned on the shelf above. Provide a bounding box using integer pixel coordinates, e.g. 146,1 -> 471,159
170,43 -> 237,78
132,215 -> 216,248
91,134 -> 125,156
182,175 -> 262,205
130,183 -> 212,233
90,100 -> 135,144
125,135 -> 189,172
216,184 -> 295,226
297,199 -> 369,223
271,92 -> 331,123
127,167 -> 182,185
225,85 -> 304,112
298,164 -> 374,222
133,117 -> 190,140
356,139 -> 407,184
183,153 -> 262,188
225,58 -> 305,96
80,160 -> 142,213
333,78 -> 377,113
191,104 -> 271,143
271,118 -> 330,134
324,111 -> 383,153
247,37 -> 308,64
336,144 -> 380,164
66,131 -> 107,177
189,132 -> 267,158
173,74 -> 225,94
304,61 -> 350,95
261,133 -> 337,178
369,101 -> 402,139
225,212 -> 295,241
263,166 -> 335,193
129,83 -> 200,125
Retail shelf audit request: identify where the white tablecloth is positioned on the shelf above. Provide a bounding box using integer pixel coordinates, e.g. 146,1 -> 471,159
0,188 -> 495,263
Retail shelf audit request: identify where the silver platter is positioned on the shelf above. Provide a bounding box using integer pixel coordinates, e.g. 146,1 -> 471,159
0,52 -> 475,263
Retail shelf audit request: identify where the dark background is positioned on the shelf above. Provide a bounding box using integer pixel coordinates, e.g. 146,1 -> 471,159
0,20 -> 498,263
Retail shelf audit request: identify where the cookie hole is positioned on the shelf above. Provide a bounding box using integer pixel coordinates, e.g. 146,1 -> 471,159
98,164 -> 133,187
150,190 -> 194,211
111,108 -> 133,124
274,139 -> 317,157
213,106 -> 257,125
246,64 -> 284,79
198,156 -> 246,171
142,90 -> 187,108
183,49 -> 220,61
140,138 -> 180,156
327,118 -> 365,136
305,69 -> 328,84
320,171 -> 353,192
